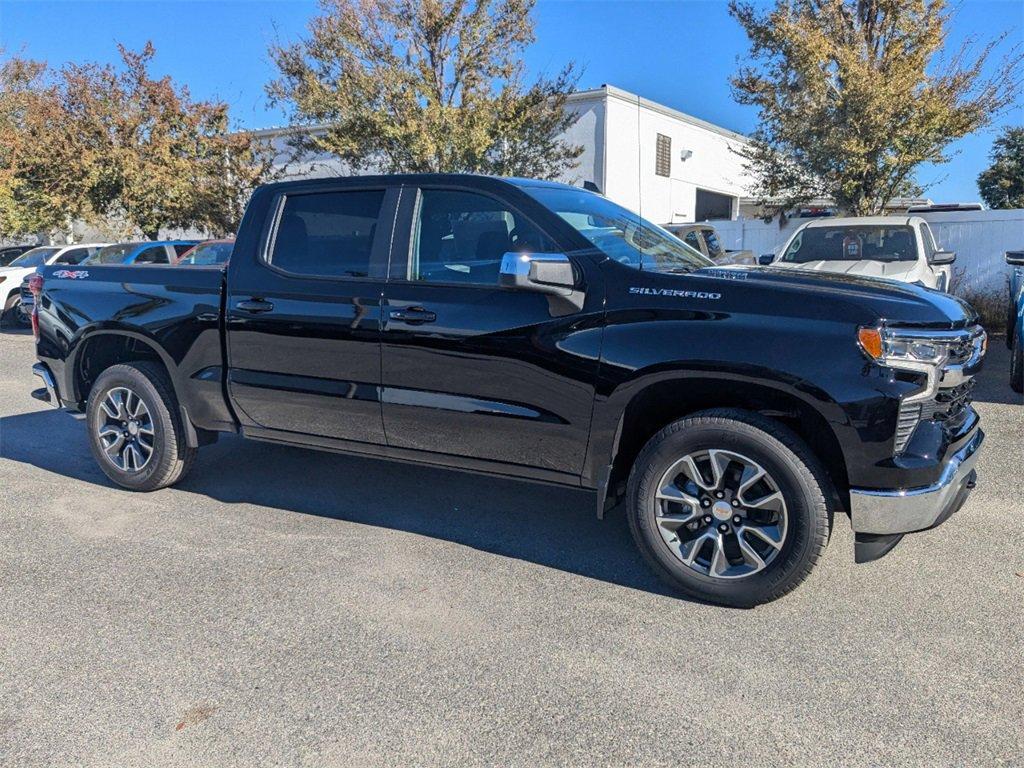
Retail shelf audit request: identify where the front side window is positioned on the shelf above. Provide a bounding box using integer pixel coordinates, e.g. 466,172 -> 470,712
269,190 -> 384,277
409,189 -> 554,285
10,247 -> 60,268
135,246 -> 169,264
920,223 -> 938,258
55,248 -> 89,265
683,231 -> 702,252
780,225 -> 917,264
90,243 -> 143,264
520,186 -> 712,273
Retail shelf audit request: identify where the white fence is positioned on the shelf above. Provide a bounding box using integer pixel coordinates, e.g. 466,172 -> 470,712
713,209 -> 1024,301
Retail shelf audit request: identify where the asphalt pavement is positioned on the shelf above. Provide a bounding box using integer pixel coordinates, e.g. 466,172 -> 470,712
0,327 -> 1021,767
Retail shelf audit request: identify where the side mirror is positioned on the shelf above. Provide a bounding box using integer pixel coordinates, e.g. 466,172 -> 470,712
500,252 -> 576,295
758,254 -> 775,265
500,251 -> 583,315
929,250 -> 956,265
1006,251 -> 1024,266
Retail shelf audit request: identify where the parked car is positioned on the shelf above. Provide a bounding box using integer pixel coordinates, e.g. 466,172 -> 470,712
0,245 -> 36,267
763,216 -> 955,291
83,241 -> 199,266
175,239 -> 233,266
0,243 -> 106,325
665,224 -> 755,265
29,175 -> 986,607
1006,251 -> 1023,393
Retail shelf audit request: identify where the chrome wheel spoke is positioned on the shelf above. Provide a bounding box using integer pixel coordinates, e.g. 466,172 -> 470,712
736,532 -> 767,570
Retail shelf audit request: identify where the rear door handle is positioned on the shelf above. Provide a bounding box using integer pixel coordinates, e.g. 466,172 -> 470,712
389,307 -> 436,324
235,298 -> 274,313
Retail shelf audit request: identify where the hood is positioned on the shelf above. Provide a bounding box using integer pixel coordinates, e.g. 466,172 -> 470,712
772,259 -> 917,281
691,265 -> 977,329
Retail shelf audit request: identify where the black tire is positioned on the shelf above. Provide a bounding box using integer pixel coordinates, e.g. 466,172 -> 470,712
86,361 -> 197,491
626,408 -> 832,607
1011,331 -> 1023,394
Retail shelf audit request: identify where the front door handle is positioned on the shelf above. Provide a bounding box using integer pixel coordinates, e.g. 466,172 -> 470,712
235,298 -> 275,313
389,307 -> 436,324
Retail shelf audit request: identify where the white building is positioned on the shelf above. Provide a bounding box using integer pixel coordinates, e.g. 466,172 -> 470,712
253,84 -> 756,226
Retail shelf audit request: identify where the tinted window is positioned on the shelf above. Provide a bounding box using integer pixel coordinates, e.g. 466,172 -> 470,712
173,243 -> 196,256
135,246 -> 169,264
410,189 -> 555,285
521,186 -> 711,273
55,248 -> 89,265
683,231 -> 702,252
269,190 -> 384,277
781,225 -> 917,264
91,243 -> 144,264
179,242 -> 233,266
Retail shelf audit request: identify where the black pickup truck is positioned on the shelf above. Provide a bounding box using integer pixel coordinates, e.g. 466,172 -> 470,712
29,175 -> 986,606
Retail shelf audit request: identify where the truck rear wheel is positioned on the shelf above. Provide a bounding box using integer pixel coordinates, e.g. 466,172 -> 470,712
626,409 -> 831,607
86,362 -> 197,491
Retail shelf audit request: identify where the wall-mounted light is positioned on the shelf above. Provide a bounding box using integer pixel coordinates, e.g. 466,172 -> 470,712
679,149 -> 693,162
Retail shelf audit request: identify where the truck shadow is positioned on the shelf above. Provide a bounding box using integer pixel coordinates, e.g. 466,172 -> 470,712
0,407 -> 680,600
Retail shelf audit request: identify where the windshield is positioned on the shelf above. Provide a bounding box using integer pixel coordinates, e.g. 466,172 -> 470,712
88,243 -> 143,265
781,225 -> 917,264
9,247 -> 60,268
179,241 -> 232,266
520,186 -> 713,273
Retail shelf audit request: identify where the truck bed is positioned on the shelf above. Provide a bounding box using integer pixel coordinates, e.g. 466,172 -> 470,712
34,263 -> 233,432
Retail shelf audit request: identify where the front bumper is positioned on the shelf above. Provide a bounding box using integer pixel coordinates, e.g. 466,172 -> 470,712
850,428 -> 984,535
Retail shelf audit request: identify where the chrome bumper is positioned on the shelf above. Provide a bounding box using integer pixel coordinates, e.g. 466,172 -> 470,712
31,362 -> 61,408
850,430 -> 984,535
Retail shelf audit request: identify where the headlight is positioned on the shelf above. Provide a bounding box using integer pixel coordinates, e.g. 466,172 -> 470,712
858,327 -> 970,369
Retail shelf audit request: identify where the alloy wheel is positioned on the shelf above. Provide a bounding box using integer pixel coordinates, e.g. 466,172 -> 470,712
652,449 -> 788,579
96,387 -> 155,472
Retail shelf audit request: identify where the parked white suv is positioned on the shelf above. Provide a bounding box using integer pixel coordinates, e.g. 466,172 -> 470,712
0,243 -> 107,325
764,216 -> 955,291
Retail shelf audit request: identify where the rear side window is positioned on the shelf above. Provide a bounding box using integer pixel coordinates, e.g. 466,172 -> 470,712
269,190 -> 384,277
683,231 -> 702,252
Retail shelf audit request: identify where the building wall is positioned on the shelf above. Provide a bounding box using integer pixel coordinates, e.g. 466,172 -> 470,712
593,87 -> 753,225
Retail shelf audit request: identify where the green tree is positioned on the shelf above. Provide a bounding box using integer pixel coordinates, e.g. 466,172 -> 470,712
62,43 -> 274,239
729,0 -> 1021,216
268,0 -> 582,178
977,126 -> 1024,209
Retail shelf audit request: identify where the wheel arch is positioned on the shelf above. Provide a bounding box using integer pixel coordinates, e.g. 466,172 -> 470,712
598,375 -> 850,516
70,328 -> 179,408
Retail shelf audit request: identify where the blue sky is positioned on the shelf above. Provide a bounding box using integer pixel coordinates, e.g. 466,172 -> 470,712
1,0 -> 1021,202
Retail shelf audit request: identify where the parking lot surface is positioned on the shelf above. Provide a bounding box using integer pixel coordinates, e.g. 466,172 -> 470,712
0,327 -> 1021,767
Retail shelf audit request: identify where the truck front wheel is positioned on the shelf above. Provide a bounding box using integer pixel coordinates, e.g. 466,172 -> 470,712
86,362 -> 197,491
626,409 -> 831,607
